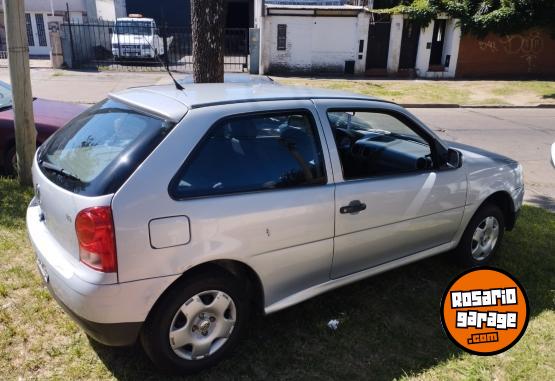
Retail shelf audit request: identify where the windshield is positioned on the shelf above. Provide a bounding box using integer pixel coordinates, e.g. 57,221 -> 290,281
39,99 -> 173,196
115,21 -> 153,36
328,111 -> 426,144
0,81 -> 13,109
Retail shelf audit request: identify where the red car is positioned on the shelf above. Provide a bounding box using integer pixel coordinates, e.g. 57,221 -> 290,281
0,80 -> 86,175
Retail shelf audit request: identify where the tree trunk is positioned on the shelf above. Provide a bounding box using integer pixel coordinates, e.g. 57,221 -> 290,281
191,0 -> 226,83
3,0 -> 37,186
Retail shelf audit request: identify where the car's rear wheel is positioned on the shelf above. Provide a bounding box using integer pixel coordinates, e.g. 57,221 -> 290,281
453,203 -> 505,266
141,271 -> 249,374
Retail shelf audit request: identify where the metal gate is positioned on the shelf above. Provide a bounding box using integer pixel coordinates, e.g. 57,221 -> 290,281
399,20 -> 421,70
61,20 -> 249,72
366,13 -> 391,72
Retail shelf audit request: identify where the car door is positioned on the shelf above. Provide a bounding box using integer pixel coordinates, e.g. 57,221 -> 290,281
113,101 -> 336,307
314,99 -> 467,279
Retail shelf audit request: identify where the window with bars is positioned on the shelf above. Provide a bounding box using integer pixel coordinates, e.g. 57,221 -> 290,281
25,13 -> 34,47
35,14 -> 48,47
277,24 -> 286,50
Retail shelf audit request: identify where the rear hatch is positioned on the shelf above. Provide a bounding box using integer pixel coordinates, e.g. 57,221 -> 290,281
32,98 -> 175,279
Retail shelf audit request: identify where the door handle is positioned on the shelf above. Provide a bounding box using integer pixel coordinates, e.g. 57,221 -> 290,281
340,200 -> 366,214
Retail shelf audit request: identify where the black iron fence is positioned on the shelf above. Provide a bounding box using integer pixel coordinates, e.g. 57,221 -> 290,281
60,20 -> 249,72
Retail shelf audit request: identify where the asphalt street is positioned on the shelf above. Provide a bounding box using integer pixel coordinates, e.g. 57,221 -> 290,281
409,108 -> 555,210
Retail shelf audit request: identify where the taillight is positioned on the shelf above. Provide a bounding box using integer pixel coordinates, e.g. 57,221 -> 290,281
75,206 -> 117,273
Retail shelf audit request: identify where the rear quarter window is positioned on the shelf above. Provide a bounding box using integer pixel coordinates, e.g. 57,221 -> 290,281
170,110 -> 327,199
39,99 -> 174,196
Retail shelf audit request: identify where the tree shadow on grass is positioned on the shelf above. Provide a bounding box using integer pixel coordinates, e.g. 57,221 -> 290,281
91,205 -> 555,380
542,93 -> 555,99
526,194 -> 555,212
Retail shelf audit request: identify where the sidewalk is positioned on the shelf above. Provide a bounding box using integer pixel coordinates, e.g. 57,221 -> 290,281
1,67 -> 554,106
0,68 -> 170,104
275,77 -> 555,107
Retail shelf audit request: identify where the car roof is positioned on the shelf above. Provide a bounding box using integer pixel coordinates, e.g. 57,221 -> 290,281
108,83 -> 383,123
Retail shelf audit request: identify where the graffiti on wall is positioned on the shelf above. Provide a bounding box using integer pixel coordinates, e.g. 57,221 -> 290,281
478,31 -> 545,72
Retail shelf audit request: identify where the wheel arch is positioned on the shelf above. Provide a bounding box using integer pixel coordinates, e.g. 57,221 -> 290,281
479,190 -> 517,230
146,259 -> 265,323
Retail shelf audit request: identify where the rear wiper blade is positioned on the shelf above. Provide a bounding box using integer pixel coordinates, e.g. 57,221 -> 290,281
39,160 -> 82,182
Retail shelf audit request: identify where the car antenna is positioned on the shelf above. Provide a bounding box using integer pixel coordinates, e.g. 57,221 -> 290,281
142,36 -> 184,91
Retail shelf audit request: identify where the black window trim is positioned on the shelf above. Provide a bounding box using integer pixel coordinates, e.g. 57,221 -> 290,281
325,107 -> 451,182
38,98 -> 175,196
168,108 -> 329,201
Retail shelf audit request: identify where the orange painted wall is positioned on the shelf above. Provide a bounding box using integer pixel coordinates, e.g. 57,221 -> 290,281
456,29 -> 555,78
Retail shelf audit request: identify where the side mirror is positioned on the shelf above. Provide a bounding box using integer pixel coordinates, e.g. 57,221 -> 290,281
447,148 -> 463,168
551,143 -> 555,169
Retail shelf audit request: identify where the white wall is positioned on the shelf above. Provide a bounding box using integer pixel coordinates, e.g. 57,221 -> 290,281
262,14 -> 367,74
442,18 -> 461,77
414,21 -> 433,77
414,17 -> 461,78
23,0 -> 87,13
386,14 -> 403,74
95,0 -> 127,20
354,11 -> 370,74
0,0 -> 124,18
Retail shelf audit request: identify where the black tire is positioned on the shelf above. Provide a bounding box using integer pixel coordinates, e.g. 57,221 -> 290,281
453,203 -> 505,267
140,271 -> 250,374
4,146 -> 16,176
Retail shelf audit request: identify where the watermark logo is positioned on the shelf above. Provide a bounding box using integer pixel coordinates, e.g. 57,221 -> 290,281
441,267 -> 529,355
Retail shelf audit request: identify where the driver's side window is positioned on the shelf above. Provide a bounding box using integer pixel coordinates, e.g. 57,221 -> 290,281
327,110 -> 433,180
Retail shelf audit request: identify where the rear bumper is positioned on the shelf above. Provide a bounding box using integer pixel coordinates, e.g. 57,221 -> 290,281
43,274 -> 141,346
26,200 -> 180,346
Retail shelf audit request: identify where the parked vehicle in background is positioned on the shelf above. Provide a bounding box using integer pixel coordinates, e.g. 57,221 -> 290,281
0,80 -> 85,175
27,83 -> 524,374
111,16 -> 168,60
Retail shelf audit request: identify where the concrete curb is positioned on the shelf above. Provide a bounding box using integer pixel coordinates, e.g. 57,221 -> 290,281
400,103 -> 555,109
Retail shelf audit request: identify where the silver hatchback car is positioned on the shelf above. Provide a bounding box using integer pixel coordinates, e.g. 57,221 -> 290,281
27,84 -> 523,373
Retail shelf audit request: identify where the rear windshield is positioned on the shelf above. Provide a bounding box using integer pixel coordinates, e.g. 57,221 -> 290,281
38,99 -> 174,196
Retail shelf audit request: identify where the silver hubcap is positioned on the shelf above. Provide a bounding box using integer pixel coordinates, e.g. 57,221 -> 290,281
471,216 -> 500,261
169,290 -> 236,360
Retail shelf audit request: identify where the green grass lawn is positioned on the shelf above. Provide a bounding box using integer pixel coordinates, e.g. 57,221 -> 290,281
0,177 -> 553,380
273,78 -> 555,106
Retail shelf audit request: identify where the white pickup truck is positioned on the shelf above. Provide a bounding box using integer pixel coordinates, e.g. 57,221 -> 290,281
111,16 -> 168,59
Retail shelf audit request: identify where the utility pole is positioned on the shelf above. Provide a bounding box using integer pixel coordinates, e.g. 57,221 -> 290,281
3,0 -> 36,185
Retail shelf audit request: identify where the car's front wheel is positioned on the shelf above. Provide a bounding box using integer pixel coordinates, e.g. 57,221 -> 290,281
141,271 -> 249,374
453,203 -> 505,266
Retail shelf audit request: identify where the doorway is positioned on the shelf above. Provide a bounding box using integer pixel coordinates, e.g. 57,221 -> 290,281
366,14 -> 391,72
399,19 -> 420,69
429,19 -> 446,68
25,12 -> 50,56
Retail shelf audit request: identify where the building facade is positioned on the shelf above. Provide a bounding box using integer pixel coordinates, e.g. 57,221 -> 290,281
257,3 -> 461,78
260,4 -> 368,74
0,0 -> 126,55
